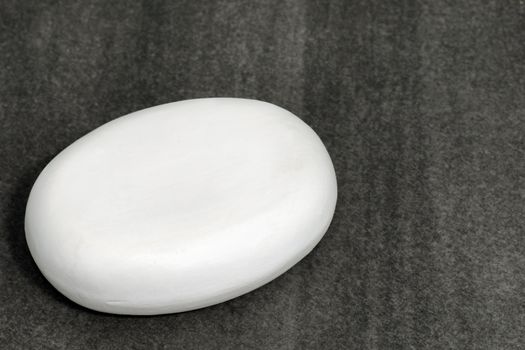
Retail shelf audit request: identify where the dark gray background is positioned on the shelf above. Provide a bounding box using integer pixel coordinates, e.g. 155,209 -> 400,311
1,0 -> 524,349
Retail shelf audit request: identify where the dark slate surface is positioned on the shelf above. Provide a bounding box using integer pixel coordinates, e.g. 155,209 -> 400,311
1,1 -> 525,349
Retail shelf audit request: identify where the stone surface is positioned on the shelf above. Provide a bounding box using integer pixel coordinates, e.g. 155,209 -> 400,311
24,98 -> 337,315
3,1 -> 524,348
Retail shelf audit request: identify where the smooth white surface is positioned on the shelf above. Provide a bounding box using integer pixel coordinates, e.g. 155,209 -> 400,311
25,98 -> 337,315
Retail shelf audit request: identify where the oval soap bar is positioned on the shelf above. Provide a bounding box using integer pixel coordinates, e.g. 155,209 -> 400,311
25,98 -> 337,315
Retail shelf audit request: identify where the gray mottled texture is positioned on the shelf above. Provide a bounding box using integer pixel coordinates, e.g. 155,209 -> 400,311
1,0 -> 525,349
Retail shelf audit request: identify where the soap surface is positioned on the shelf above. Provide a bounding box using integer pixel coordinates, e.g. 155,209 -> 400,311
25,98 -> 337,315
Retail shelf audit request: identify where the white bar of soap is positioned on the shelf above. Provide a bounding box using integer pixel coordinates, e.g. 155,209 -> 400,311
25,98 -> 337,315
